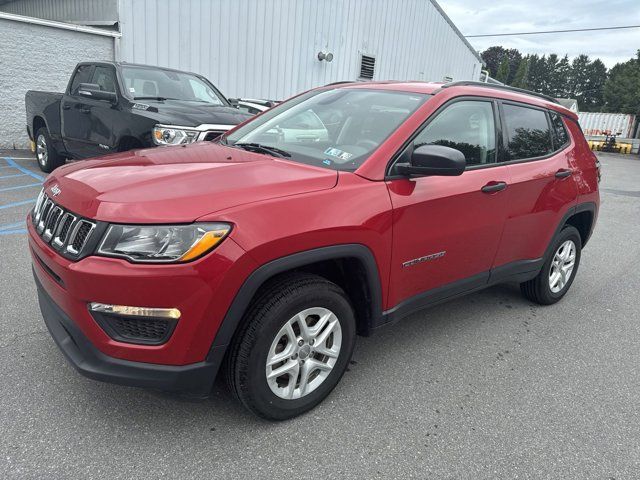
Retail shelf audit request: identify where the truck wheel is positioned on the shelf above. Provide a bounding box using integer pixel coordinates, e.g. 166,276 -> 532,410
35,127 -> 64,173
520,225 -> 582,305
225,273 -> 356,420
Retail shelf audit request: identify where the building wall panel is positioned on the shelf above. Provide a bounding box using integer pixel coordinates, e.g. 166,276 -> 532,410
0,0 -> 117,24
0,17 -> 114,148
119,0 -> 481,100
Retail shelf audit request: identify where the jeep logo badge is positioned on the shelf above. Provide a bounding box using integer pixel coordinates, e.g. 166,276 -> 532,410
50,184 -> 61,197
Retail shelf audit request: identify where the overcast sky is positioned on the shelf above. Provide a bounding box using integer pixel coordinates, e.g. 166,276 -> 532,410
439,0 -> 640,68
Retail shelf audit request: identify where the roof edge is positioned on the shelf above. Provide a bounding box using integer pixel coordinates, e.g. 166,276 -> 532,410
429,0 -> 482,63
0,11 -> 121,37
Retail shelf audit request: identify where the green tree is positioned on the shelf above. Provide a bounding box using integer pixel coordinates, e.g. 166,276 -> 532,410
583,59 -> 608,111
545,54 -> 560,95
554,55 -> 571,98
567,54 -> 591,109
603,52 -> 639,113
529,55 -> 553,95
496,56 -> 511,83
526,54 -> 543,92
481,46 -> 522,82
480,46 -> 616,112
511,57 -> 529,89
481,46 -> 508,77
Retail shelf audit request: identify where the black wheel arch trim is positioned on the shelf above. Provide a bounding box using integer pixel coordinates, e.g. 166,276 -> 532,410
207,243 -> 384,359
546,202 -> 597,259
33,116 -> 67,155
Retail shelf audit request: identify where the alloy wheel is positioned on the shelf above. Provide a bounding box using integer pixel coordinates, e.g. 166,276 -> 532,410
36,134 -> 48,167
265,307 -> 342,400
549,240 -> 576,293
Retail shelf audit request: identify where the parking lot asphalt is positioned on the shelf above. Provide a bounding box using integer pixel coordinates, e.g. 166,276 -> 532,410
1,151 -> 639,479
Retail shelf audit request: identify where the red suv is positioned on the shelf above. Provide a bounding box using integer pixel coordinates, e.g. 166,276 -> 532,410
29,81 -> 600,419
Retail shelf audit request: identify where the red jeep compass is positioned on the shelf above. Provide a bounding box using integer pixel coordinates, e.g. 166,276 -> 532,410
29,81 -> 600,420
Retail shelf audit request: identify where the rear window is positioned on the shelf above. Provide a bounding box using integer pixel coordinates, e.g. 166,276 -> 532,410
502,104 -> 552,161
550,111 -> 569,149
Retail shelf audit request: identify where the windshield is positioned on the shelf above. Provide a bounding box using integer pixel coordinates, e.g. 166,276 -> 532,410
122,66 -> 227,105
225,89 -> 428,171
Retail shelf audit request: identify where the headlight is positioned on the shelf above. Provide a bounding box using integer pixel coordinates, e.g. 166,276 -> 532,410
152,126 -> 199,145
97,223 -> 231,263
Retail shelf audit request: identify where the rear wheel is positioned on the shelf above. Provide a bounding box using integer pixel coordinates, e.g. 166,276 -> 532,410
520,225 -> 582,305
225,273 -> 356,420
35,127 -> 64,173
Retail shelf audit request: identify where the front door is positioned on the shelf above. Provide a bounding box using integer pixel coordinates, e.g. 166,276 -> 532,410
61,64 -> 95,158
386,99 -> 510,309
84,65 -> 119,156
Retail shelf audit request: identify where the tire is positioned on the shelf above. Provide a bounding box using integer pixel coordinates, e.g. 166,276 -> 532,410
224,273 -> 356,420
520,225 -> 582,305
35,127 -> 65,173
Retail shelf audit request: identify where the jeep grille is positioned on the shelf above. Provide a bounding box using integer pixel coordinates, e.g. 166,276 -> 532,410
32,190 -> 96,258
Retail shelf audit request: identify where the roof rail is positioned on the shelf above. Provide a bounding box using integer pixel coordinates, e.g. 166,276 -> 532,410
324,81 -> 357,87
441,81 -> 560,105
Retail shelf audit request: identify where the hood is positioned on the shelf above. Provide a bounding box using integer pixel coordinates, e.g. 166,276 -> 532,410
138,100 -> 251,127
44,143 -> 338,223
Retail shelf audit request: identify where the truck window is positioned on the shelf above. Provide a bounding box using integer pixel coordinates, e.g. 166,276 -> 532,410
122,66 -> 226,105
91,66 -> 117,93
69,65 -> 94,95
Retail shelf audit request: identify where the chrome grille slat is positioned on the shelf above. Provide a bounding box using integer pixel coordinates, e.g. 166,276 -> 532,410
32,192 -> 96,257
66,220 -> 96,255
52,213 -> 76,248
37,198 -> 54,234
33,190 -> 46,222
43,206 -> 63,241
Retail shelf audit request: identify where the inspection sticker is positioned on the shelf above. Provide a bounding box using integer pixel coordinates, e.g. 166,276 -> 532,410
324,147 -> 353,161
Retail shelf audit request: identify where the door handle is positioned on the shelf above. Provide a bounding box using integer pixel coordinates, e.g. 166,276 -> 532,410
481,181 -> 507,193
62,104 -> 71,110
555,168 -> 573,179
80,108 -> 91,114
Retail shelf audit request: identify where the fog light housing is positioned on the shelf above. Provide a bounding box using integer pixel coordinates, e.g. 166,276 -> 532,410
88,303 -> 180,345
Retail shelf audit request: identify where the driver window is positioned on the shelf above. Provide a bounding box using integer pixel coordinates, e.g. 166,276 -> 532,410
91,66 -> 117,93
413,100 -> 496,166
69,65 -> 93,95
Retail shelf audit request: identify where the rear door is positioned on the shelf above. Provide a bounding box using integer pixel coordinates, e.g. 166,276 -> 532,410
386,98 -> 511,309
492,103 -> 578,269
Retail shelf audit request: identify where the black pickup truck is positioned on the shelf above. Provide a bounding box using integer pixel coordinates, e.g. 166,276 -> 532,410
25,61 -> 252,172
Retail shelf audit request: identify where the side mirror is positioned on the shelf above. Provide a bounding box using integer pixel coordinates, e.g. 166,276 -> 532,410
77,83 -> 117,103
228,97 -> 240,107
396,144 -> 466,177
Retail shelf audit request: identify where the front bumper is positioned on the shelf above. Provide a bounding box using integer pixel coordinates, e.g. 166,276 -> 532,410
35,270 -> 223,395
28,214 -> 258,368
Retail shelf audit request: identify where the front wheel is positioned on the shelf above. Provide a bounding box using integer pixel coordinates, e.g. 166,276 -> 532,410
35,127 -> 65,173
225,273 -> 356,420
520,225 -> 582,305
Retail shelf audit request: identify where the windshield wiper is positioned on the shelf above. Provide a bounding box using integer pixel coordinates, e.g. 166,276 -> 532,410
133,96 -> 179,101
234,143 -> 291,158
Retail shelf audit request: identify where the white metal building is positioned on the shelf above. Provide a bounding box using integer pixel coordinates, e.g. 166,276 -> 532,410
0,0 -> 482,148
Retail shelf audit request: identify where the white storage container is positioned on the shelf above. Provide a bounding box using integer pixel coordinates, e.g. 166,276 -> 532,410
578,112 -> 637,138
